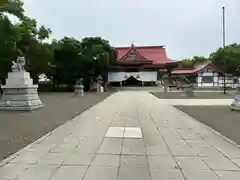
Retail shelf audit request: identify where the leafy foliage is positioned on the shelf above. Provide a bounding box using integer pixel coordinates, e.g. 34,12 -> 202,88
0,15 -> 19,83
181,56 -> 208,68
0,0 -> 24,19
49,37 -> 116,91
210,44 -> 240,75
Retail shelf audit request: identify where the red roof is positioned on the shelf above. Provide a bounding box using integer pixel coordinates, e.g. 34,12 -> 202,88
115,45 -> 179,65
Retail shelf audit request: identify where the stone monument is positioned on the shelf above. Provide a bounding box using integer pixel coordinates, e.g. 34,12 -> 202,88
230,87 -> 240,111
96,75 -> 104,93
0,56 -> 43,110
74,78 -> 84,97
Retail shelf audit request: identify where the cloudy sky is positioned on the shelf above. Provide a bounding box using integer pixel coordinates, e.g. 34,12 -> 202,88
23,0 -> 240,60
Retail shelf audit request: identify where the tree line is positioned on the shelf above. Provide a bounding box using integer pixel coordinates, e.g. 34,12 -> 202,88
0,0 -> 116,91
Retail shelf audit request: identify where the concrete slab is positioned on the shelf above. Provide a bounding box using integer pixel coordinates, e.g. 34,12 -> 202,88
124,127 -> 142,138
105,127 -> 124,138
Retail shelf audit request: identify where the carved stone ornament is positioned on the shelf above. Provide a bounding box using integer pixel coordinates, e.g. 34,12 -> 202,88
11,56 -> 26,72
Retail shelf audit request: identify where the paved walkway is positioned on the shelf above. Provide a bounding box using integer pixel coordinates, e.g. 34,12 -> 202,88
1,92 -> 240,180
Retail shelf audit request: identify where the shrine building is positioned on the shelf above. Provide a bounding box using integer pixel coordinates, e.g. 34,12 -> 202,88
108,44 -> 180,86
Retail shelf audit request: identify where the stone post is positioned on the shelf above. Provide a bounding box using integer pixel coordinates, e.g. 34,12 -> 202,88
96,75 -> 103,93
230,87 -> 240,111
163,75 -> 169,92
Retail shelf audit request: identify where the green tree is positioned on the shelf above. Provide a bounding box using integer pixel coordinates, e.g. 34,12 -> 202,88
50,37 -> 117,91
80,37 -> 116,88
0,15 -> 19,83
0,0 -> 24,19
210,44 -> 240,75
50,37 -> 82,90
181,56 -> 208,68
181,59 -> 194,68
0,0 -> 119,92
191,56 -> 208,65
13,17 -> 53,83
38,25 -> 51,42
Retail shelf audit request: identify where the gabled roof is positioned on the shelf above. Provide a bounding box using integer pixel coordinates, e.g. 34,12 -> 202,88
115,44 -> 179,65
171,61 -> 223,74
118,44 -> 149,62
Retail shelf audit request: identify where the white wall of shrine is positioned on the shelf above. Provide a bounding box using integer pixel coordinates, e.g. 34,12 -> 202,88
196,72 -> 240,88
108,71 -> 157,82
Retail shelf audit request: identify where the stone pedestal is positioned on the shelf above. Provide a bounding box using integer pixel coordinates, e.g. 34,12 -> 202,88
74,84 -> 84,97
230,87 -> 240,111
163,85 -> 168,92
0,71 -> 43,111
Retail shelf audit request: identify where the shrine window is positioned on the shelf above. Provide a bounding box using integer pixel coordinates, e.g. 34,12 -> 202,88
202,76 -> 213,83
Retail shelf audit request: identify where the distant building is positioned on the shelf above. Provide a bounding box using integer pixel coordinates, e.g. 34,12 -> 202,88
108,44 -> 180,86
171,61 -> 239,88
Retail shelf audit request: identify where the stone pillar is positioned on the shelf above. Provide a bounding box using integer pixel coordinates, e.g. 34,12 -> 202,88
120,81 -> 122,87
96,75 -> 103,93
230,87 -> 240,111
142,81 -> 144,87
163,75 -> 169,93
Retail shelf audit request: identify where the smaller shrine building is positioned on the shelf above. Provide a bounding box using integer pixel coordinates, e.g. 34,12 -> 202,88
171,61 -> 240,88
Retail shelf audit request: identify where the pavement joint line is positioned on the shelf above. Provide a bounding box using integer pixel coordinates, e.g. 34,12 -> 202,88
173,105 -> 240,174
170,115 -> 221,180
173,105 -> 240,150
148,113 -> 187,180
79,128 -> 106,180
45,163 -> 62,180
136,107 -> 151,180
115,113 -> 126,180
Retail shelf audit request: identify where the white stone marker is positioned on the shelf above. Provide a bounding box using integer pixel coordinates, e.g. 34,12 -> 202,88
105,127 -> 142,139
124,127 -> 142,138
105,127 -> 124,138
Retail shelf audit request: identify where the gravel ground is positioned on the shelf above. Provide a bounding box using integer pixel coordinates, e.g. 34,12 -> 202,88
152,92 -> 233,99
175,106 -> 240,145
0,92 -> 112,161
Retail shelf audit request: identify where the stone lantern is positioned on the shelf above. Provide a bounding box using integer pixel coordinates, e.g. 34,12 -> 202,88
74,78 -> 84,97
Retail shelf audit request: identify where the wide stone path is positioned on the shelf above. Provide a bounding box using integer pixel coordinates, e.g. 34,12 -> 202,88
1,92 -> 240,180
